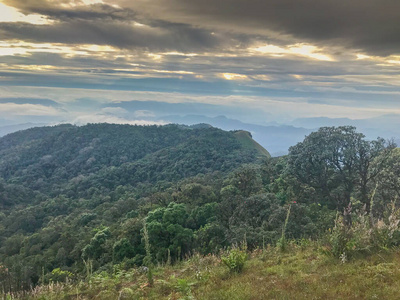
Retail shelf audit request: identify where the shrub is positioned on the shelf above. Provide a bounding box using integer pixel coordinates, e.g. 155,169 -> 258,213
326,200 -> 400,260
119,287 -> 135,300
45,268 -> 74,283
142,220 -> 154,286
176,278 -> 194,299
277,203 -> 292,252
221,245 -> 247,273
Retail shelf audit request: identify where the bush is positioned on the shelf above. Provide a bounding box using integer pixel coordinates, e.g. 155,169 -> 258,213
119,288 -> 135,300
326,200 -> 400,260
45,268 -> 74,283
221,246 -> 247,273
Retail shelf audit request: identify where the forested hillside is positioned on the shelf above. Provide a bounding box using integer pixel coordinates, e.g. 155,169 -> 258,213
0,124 -> 268,194
1,124 -> 400,299
0,123 -> 268,290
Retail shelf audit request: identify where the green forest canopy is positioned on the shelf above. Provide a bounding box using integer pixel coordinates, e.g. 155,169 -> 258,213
0,123 -> 398,292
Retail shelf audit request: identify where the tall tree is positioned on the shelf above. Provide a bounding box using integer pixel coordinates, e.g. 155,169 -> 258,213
287,126 -> 389,211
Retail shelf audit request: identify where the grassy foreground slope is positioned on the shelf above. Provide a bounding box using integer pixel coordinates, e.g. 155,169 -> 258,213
23,244 -> 400,299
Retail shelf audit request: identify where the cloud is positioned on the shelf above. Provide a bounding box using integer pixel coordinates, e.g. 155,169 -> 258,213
1,1 -> 132,21
0,2 -> 52,24
0,102 -> 62,116
0,20 -> 229,52
71,113 -> 168,126
0,97 -> 61,106
115,0 -> 400,56
0,1 -> 233,52
101,106 -> 128,116
2,0 -> 400,56
1,85 -> 399,127
1,0 -> 400,128
133,110 -> 155,118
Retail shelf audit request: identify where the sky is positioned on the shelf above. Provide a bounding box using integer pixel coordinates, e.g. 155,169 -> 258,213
0,0 -> 400,126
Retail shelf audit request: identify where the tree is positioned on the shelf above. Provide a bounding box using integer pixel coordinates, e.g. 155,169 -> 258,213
81,227 -> 111,261
370,147 -> 400,217
231,165 -> 263,197
145,202 -> 194,262
287,126 -> 389,211
355,137 -> 395,212
113,239 -> 135,263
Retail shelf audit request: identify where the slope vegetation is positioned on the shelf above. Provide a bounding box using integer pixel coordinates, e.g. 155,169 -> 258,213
0,123 -> 270,290
1,125 -> 397,298
233,130 -> 271,158
20,244 -> 400,300
0,123 -> 264,197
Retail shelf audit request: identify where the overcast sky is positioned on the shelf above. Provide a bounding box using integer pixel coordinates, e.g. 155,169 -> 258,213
0,0 -> 400,125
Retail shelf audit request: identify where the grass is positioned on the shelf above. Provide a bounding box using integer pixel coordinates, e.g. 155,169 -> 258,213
234,130 -> 271,158
7,244 -> 400,299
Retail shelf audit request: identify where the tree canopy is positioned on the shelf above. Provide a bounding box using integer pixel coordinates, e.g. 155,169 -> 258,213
0,123 -> 397,294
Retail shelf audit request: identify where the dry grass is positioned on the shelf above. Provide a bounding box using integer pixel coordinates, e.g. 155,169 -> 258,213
8,245 -> 400,299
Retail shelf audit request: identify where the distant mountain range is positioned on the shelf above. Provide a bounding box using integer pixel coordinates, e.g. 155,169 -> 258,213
0,123 -> 47,138
290,115 -> 400,145
1,113 -> 399,156
159,115 -> 312,156
0,117 -> 313,156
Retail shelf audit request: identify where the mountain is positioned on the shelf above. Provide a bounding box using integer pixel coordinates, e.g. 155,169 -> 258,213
290,114 -> 400,143
159,115 -> 312,156
0,123 -> 397,295
0,124 -> 269,197
0,123 -> 273,288
290,117 -> 356,128
0,122 -> 47,137
0,116 -> 306,156
0,123 -> 267,203
233,130 -> 271,158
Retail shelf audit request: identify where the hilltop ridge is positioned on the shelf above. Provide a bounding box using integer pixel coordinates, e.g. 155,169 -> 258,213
0,123 -> 267,195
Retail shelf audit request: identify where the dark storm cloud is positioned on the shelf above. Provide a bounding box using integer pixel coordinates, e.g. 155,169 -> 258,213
1,0 -> 242,52
0,20 -> 226,51
2,0 -> 400,55
5,1 -> 136,22
118,0 -> 400,56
